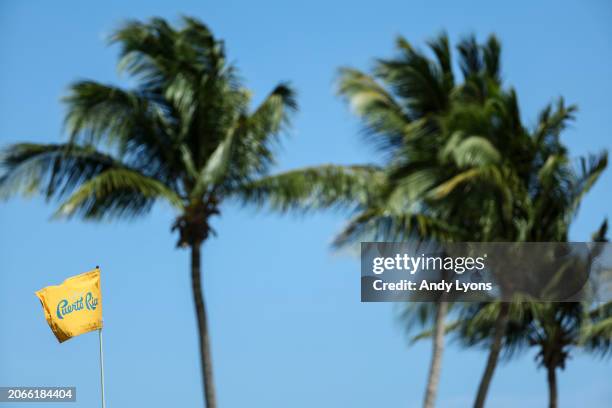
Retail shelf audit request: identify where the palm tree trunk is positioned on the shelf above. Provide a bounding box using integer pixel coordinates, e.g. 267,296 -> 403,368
191,243 -> 217,408
546,365 -> 557,408
473,302 -> 510,408
423,300 -> 448,408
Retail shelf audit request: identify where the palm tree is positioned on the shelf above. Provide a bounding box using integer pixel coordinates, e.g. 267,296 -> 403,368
0,17 -> 297,408
446,94 -> 608,408
456,296 -> 611,408
395,83 -> 528,408
530,301 -> 611,408
459,269 -> 611,408
468,97 -> 608,408
335,36 -> 524,408
243,33 -> 520,408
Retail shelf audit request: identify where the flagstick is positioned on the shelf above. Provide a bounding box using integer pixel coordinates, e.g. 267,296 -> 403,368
98,329 -> 106,408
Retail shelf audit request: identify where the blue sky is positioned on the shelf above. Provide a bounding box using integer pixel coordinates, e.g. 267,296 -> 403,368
1,1 -> 611,407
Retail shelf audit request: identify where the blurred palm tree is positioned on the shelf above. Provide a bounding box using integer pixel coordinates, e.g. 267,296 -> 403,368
467,300 -> 611,408
406,93 -> 609,407
332,35 -> 534,408
243,33 -> 525,408
470,100 -> 607,408
457,233 -> 611,408
448,99 -> 609,408
0,17 -> 297,408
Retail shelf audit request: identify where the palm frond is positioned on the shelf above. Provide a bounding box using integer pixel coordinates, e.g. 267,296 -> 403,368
63,81 -> 177,179
451,136 -> 502,168
337,68 -> 410,152
332,208 -> 462,248
580,317 -> 612,357
533,98 -> 577,149
231,83 -> 297,178
482,35 -> 501,83
192,126 -> 237,197
410,320 -> 460,344
55,168 -> 183,220
457,35 -> 482,80
570,151 -> 608,214
426,33 -> 453,82
375,36 -> 451,117
237,165 -> 386,213
0,143 -> 130,200
111,17 -> 181,87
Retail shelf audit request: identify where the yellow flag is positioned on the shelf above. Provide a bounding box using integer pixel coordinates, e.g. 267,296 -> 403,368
35,268 -> 103,343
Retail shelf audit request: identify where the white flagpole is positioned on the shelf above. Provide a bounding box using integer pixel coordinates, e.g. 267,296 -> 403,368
98,329 -> 106,408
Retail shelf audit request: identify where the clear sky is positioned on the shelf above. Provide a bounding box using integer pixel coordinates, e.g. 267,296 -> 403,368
1,1 -> 611,407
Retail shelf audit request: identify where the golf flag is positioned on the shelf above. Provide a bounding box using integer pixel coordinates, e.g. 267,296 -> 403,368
35,268 -> 103,343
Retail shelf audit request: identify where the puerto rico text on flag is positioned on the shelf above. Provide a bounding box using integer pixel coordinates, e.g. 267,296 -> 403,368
35,268 -> 103,343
